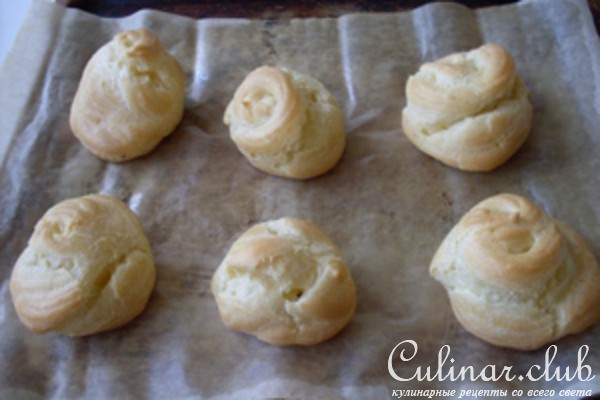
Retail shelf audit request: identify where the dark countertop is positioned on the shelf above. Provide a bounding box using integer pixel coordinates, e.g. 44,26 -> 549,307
68,0 -> 519,17
68,0 -> 600,35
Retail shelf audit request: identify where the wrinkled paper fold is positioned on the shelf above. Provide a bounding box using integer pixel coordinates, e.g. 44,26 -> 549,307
1,0 -> 599,398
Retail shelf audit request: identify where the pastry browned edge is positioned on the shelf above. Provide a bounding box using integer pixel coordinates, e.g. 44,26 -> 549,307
224,66 -> 345,179
70,29 -> 185,162
10,194 -> 156,336
430,193 -> 600,350
402,44 -> 533,172
211,217 -> 356,345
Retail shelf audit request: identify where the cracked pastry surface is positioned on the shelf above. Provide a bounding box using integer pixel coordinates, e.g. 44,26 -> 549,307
10,194 -> 155,336
402,44 -> 532,171
224,66 -> 345,179
70,29 -> 185,162
211,218 -> 356,346
430,193 -> 600,350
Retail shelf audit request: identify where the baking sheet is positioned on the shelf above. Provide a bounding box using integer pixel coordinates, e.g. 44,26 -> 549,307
1,0 -> 600,398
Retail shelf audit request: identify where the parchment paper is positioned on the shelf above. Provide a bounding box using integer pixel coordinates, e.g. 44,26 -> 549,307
1,0 -> 600,398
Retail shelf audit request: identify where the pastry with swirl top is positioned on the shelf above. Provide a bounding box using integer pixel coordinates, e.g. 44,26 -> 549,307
70,29 -> 185,162
10,194 -> 156,336
211,217 -> 356,345
430,193 -> 600,350
224,66 -> 345,179
402,44 -> 532,171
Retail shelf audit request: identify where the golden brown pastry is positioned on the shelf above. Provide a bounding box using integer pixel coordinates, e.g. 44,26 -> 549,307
430,193 -> 600,350
10,194 -> 155,336
211,217 -> 356,345
402,44 -> 532,171
224,66 -> 345,179
70,29 -> 185,162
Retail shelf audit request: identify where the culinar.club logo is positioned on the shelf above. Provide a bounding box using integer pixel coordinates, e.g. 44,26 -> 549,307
387,340 -> 597,399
